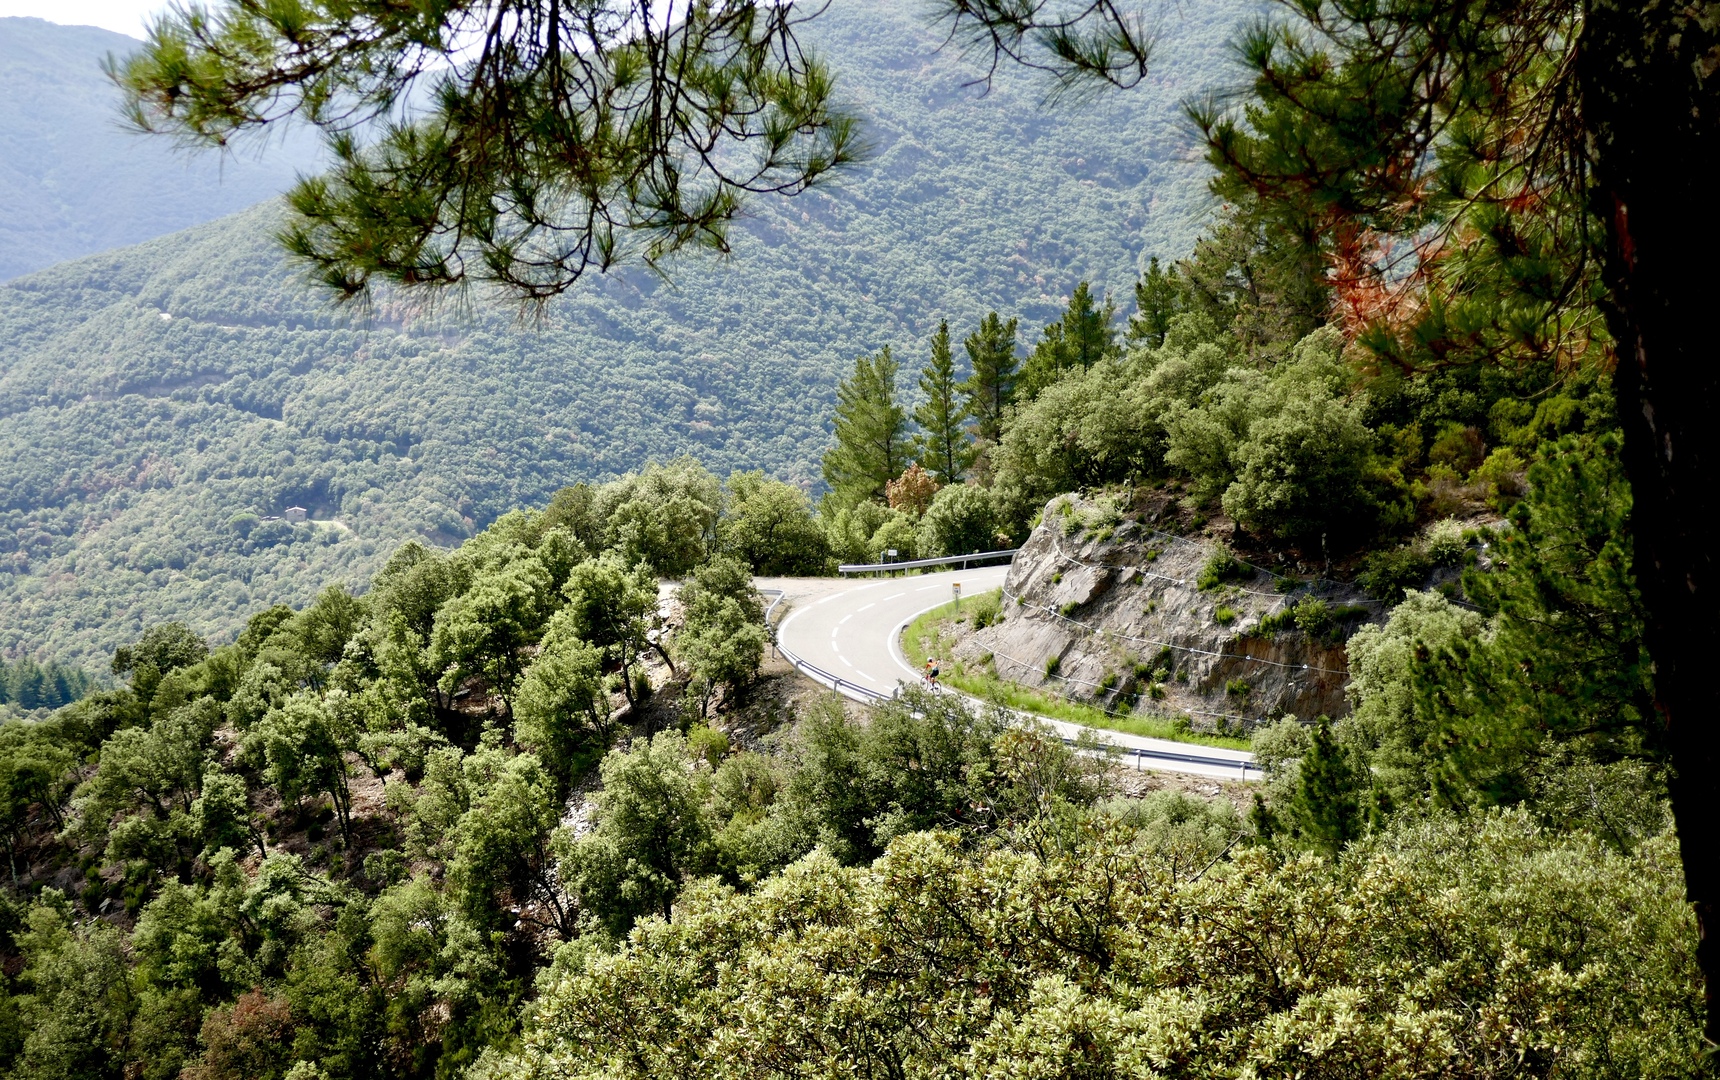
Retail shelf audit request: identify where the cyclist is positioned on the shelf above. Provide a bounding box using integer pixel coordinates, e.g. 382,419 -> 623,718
925,658 -> 941,691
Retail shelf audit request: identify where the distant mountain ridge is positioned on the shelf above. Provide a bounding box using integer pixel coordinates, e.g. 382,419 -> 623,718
0,0 -> 1248,666
0,16 -> 322,281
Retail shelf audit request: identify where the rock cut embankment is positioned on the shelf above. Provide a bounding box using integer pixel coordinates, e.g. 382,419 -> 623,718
952,495 -> 1384,733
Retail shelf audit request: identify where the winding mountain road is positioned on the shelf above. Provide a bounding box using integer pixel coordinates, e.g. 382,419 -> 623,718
761,568 -> 1261,781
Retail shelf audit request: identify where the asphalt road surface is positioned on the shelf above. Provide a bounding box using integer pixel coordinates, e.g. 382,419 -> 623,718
762,568 -> 1260,781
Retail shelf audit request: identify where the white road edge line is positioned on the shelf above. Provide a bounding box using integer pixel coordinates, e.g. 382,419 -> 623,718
880,595 -> 1260,778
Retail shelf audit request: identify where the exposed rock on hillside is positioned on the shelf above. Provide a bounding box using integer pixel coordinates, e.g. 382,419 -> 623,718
953,494 -> 1385,732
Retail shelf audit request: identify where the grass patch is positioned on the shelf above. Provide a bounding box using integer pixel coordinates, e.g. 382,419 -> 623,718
899,600 -> 1250,751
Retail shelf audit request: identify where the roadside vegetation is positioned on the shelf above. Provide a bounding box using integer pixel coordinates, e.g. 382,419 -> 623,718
901,594 -> 1252,751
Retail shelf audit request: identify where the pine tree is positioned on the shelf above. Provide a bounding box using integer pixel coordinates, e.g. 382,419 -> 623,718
115,2 -> 861,305
1016,282 -> 1116,400
1292,717 -> 1362,855
959,312 -> 1020,446
822,347 -> 909,506
913,321 -> 972,483
1125,256 -> 1185,348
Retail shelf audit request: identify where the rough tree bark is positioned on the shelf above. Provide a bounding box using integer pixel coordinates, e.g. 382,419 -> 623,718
1578,0 -> 1720,1042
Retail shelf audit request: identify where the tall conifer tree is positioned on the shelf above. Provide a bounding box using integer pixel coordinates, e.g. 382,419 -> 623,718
914,321 -> 972,483
1126,256 -> 1185,348
822,347 -> 909,506
1016,281 -> 1116,399
960,312 -> 1020,446
1291,718 -> 1363,855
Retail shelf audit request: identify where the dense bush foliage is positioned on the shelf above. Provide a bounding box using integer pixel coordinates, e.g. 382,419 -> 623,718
494,810 -> 1701,1080
820,182 -> 1609,560
1254,436 -> 1661,854
0,533 -> 1145,1080
0,487 -> 789,1078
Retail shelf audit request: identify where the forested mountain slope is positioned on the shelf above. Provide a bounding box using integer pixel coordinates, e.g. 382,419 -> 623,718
0,0 -> 1245,668
0,18 -> 322,282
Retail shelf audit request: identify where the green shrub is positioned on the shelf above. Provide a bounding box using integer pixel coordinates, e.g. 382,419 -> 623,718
1357,544 -> 1434,602
1429,423 -> 1487,474
1226,678 -> 1251,698
917,484 -> 997,558
868,511 -> 920,563
1089,496 -> 1124,530
1214,605 -> 1238,625
1292,598 -> 1336,637
1098,672 -> 1118,694
1473,447 -> 1528,509
686,724 -> 730,770
1254,608 -> 1291,637
1221,390 -> 1376,542
1423,517 -> 1467,567
966,590 -> 1002,629
1197,548 -> 1250,591
1044,655 -> 1061,678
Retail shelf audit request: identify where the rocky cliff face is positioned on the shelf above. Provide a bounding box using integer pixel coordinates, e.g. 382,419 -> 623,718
952,494 -> 1385,733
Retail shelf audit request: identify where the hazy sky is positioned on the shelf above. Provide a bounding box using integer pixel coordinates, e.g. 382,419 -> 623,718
0,0 -> 155,37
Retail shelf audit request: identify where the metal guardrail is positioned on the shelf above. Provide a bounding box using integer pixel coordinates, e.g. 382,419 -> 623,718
837,548 -> 1020,575
762,589 -> 897,703
759,589 -> 1258,777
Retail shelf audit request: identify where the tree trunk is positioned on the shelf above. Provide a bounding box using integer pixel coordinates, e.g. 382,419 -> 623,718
1578,0 -> 1720,1041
